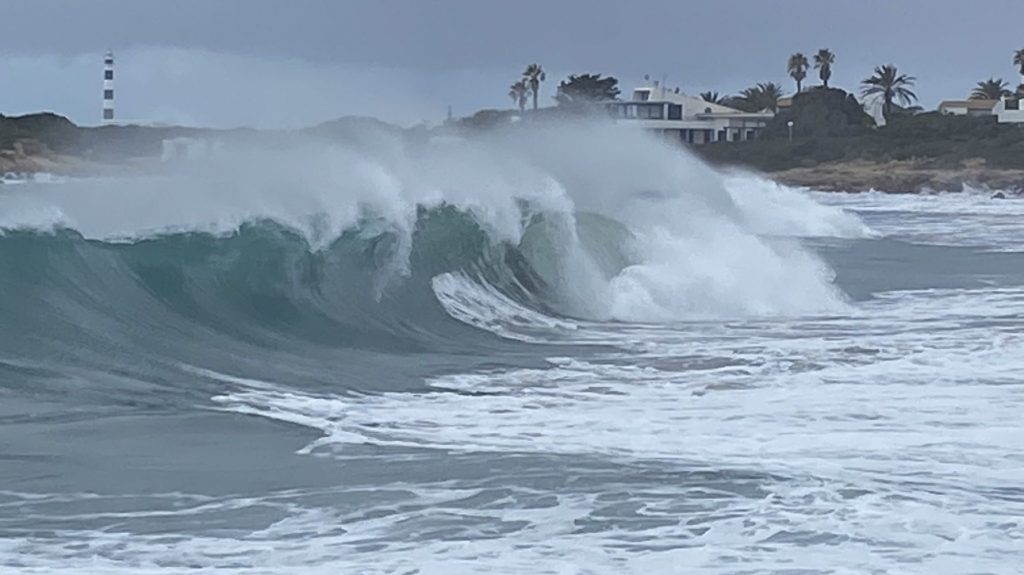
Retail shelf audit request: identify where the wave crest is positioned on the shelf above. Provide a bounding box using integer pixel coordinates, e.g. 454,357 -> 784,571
0,123 -> 867,345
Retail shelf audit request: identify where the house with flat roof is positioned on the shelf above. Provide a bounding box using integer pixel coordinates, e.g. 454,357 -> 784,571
993,96 -> 1024,123
160,136 -> 222,162
937,100 -> 997,117
605,83 -> 774,145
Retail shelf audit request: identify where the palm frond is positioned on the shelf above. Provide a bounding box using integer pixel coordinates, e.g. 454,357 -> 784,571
971,78 -> 1011,100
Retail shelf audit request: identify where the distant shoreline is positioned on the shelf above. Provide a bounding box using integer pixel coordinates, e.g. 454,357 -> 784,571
4,111 -> 1024,194
6,143 -> 1022,195
770,162 -> 1024,193
721,159 -> 1024,194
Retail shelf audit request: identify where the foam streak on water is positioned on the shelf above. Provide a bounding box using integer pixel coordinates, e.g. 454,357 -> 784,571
6,283 -> 1022,573
2,127 -> 1023,574
201,286 -> 1024,572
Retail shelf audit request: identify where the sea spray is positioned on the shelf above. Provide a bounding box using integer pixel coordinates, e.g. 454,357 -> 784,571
0,122 -> 868,322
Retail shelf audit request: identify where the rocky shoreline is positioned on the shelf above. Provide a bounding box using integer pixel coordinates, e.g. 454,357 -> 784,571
3,110 -> 1023,194
6,149 -> 1023,195
765,159 -> 1024,193
0,140 -> 79,176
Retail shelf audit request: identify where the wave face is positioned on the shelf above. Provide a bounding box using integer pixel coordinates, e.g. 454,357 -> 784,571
27,123 -> 1024,575
0,124 -> 866,352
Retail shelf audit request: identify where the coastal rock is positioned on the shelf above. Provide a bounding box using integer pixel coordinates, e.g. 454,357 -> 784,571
770,159 -> 1024,193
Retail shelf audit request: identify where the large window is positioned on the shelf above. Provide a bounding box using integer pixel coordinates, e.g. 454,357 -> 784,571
103,109 -> 114,120
104,89 -> 114,99
105,70 -> 113,80
611,103 -> 670,120
668,104 -> 682,120
637,104 -> 663,119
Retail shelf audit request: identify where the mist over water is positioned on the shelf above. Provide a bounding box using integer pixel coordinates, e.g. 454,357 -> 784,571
0,124 -> 858,321
3,123 -> 1023,574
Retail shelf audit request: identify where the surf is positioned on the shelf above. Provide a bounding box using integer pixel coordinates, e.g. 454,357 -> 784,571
0,122 -> 868,352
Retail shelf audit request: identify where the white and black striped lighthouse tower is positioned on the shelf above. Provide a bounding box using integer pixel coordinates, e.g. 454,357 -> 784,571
102,51 -> 115,123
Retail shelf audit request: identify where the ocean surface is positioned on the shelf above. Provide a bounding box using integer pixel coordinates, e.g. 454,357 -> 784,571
1,128 -> 1023,574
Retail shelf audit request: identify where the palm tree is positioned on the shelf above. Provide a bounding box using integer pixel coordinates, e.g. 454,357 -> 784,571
861,64 -> 917,120
699,91 -> 722,104
523,64 -> 546,111
971,78 -> 1012,100
737,82 -> 784,112
1014,49 -> 1024,84
787,53 -> 810,93
814,49 -> 835,88
509,80 -> 529,112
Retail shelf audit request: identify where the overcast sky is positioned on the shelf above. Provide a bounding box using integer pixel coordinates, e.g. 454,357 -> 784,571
2,0 -> 1022,128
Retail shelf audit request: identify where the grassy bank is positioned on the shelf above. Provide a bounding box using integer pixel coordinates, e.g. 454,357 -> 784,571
696,113 -> 1024,174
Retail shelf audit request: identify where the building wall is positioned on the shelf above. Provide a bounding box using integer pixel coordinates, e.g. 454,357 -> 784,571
606,105 -> 770,145
995,99 -> 1024,123
939,102 -> 996,117
996,109 -> 1024,123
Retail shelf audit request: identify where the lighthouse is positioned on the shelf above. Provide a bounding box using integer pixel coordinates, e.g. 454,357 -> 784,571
102,51 -> 115,123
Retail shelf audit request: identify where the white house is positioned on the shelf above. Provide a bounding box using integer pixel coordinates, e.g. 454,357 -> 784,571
937,100 -> 998,117
605,82 -> 774,144
993,97 -> 1024,123
160,137 -> 222,162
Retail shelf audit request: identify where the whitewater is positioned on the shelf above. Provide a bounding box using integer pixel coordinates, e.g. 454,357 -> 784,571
0,124 -> 1021,574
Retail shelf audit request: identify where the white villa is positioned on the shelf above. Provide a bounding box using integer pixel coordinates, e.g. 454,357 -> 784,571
605,82 -> 774,144
937,99 -> 998,117
936,97 -> 1024,124
993,96 -> 1024,124
160,136 -> 222,162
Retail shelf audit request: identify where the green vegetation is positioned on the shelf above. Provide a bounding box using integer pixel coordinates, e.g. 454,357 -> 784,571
699,91 -> 723,104
861,65 -> 917,121
453,109 -> 518,132
0,113 -> 80,154
814,49 -> 835,88
697,111 -> 1024,173
971,78 -> 1012,100
555,74 -> 620,106
6,43 -> 1024,185
734,82 -> 784,113
509,80 -> 529,112
765,88 -> 874,138
523,64 -> 546,111
0,112 -> 231,168
787,53 -> 809,93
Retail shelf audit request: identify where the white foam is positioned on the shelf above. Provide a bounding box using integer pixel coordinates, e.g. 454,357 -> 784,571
0,123 -> 860,322
194,285 -> 1024,573
8,281 -> 1024,573
812,187 -> 1024,250
722,171 -> 875,239
431,272 -> 577,342
0,172 -> 67,186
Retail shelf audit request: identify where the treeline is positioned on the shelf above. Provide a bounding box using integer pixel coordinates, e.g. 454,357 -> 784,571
499,46 -> 1024,122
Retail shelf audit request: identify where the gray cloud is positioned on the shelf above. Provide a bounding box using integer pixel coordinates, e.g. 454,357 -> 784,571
2,0 -> 1022,127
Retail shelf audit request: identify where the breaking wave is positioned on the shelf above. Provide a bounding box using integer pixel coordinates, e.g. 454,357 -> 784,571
0,123 -> 868,349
